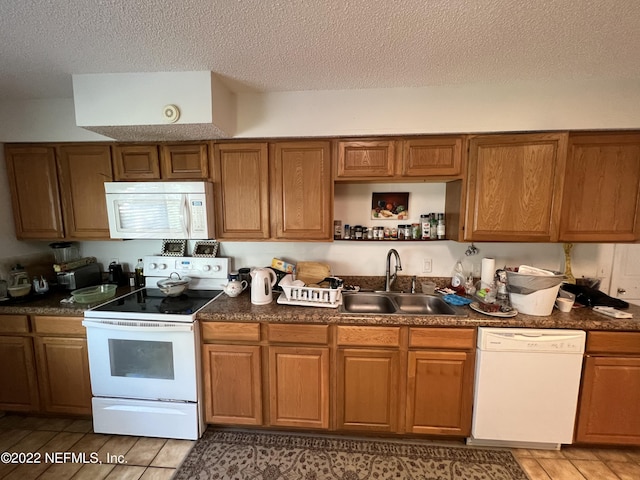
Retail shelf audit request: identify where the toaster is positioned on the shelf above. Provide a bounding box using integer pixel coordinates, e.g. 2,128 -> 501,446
56,263 -> 102,290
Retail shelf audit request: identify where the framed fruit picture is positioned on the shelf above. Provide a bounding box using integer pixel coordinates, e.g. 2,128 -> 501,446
371,192 -> 409,220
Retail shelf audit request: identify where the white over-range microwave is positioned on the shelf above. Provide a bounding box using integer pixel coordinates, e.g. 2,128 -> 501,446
104,182 -> 215,239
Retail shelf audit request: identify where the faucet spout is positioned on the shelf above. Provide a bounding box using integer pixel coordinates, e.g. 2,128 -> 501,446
384,249 -> 403,292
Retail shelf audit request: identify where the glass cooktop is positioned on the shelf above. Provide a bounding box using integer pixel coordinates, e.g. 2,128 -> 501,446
90,288 -> 223,317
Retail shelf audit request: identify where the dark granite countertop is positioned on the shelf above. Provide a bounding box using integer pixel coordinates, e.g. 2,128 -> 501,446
2,286 -> 638,332
198,291 -> 640,331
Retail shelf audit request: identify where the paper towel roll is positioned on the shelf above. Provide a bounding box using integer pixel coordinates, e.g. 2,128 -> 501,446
481,257 -> 496,289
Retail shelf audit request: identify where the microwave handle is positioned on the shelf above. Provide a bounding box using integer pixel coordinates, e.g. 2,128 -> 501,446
182,194 -> 190,236
82,319 -> 194,333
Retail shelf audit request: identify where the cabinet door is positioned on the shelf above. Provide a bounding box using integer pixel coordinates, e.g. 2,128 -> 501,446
202,344 -> 263,425
5,145 -> 64,239
406,350 -> 474,436
465,133 -> 567,241
575,356 -> 640,445
268,346 -> 329,429
113,144 -> 160,180
213,143 -> 270,239
560,133 -> 640,242
160,143 -> 209,179
401,137 -> 463,177
0,336 -> 39,412
336,348 -> 400,432
335,140 -> 396,179
271,141 -> 333,240
57,144 -> 113,239
35,336 -> 92,415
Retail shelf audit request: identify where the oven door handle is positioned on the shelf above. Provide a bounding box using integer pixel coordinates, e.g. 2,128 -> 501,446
82,319 -> 194,333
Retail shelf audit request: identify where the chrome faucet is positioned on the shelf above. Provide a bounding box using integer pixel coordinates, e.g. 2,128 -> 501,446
384,249 -> 402,292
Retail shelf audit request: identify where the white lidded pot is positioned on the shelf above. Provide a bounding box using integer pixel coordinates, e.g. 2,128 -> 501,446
250,268 -> 277,305
223,279 -> 248,298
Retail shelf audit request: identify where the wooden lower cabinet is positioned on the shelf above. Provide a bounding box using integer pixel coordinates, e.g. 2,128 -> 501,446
268,346 -> 330,429
575,331 -> 640,445
406,350 -> 474,436
34,336 -> 92,415
202,344 -> 263,425
0,336 -> 39,411
336,348 -> 400,432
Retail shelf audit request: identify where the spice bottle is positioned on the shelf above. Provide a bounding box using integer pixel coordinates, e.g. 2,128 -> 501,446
421,214 -> 430,240
437,213 -> 446,239
135,258 -> 145,288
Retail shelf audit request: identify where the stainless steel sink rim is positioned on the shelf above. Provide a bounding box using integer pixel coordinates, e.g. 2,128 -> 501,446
340,292 -> 468,317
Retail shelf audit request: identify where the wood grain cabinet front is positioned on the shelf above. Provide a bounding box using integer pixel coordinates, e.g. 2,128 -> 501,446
113,144 -> 161,180
0,336 -> 40,412
463,133 -> 568,242
559,132 -> 640,242
160,143 -> 209,179
268,346 -> 330,429
575,331 -> 640,445
202,344 -> 263,425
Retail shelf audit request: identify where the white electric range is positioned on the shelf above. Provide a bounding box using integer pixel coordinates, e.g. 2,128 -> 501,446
82,255 -> 228,440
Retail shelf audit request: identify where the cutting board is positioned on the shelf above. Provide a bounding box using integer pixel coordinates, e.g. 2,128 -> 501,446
296,262 -> 331,286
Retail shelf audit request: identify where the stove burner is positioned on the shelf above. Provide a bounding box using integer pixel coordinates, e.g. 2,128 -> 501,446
158,294 -> 196,314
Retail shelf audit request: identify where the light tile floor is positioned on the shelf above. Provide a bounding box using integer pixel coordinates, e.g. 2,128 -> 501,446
2,412 -> 640,479
0,413 -> 194,479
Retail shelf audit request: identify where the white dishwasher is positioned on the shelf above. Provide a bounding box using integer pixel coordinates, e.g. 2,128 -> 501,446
468,327 -> 586,450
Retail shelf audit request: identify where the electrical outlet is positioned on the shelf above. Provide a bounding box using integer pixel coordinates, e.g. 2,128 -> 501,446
422,258 -> 432,273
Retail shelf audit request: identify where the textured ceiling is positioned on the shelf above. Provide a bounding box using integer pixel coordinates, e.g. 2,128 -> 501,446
1,0 -> 639,100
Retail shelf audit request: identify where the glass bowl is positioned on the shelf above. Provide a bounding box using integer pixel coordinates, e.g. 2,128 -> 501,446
71,284 -> 117,304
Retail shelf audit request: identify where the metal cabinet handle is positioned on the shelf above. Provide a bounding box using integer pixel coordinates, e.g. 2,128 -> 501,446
617,288 -> 627,295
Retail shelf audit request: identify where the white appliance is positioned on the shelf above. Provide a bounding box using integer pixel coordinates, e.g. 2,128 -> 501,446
468,327 -> 586,450
104,182 -> 215,239
82,255 -> 228,440
250,267 -> 277,305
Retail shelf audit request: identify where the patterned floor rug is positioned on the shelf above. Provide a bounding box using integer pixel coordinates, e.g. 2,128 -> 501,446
174,429 -> 529,480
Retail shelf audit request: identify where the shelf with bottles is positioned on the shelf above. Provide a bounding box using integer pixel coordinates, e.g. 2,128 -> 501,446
334,217 -> 446,242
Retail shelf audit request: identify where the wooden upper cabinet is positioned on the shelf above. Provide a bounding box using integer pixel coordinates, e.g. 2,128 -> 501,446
559,133 -> 640,242
335,136 -> 463,180
336,140 -> 396,179
5,145 -> 64,239
401,137 -> 463,177
212,143 -> 270,239
464,133 -> 568,242
271,141 -> 333,240
57,144 -> 113,239
113,144 -> 160,180
160,143 -> 209,179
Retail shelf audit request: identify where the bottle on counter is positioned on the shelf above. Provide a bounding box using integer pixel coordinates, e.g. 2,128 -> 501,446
135,258 -> 145,288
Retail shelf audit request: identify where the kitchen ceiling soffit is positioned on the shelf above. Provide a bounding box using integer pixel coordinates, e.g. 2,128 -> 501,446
72,71 -> 236,141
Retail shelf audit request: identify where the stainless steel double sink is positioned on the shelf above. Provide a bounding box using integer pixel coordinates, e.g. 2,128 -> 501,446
340,292 -> 467,316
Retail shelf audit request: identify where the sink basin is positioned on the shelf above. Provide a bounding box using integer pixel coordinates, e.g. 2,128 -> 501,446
340,292 -> 467,316
342,293 -> 396,314
391,293 -> 458,315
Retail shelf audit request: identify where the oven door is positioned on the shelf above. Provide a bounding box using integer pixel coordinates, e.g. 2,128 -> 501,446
82,318 -> 198,402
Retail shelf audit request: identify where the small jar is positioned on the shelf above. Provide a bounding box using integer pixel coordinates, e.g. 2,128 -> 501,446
397,225 -> 405,240
437,213 -> 446,239
403,224 -> 412,240
390,227 -> 398,239
383,227 -> 391,239
354,225 -> 363,240
412,223 -> 421,240
367,227 -> 374,240
344,224 -> 351,240
421,214 -> 431,240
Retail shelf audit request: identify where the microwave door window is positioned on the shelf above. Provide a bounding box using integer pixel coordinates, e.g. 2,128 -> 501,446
108,338 -> 175,380
115,195 -> 187,237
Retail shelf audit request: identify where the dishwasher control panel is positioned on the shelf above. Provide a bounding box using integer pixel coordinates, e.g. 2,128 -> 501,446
477,328 -> 586,353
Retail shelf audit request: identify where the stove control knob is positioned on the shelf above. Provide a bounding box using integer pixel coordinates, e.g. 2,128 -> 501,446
157,263 -> 167,270
148,263 -> 157,270
202,265 -> 211,272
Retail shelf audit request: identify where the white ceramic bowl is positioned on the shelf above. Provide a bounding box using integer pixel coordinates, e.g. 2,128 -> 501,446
8,284 -> 31,297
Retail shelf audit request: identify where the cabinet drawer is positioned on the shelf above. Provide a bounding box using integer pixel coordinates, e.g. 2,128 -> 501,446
409,328 -> 475,350
0,315 -> 29,334
268,324 -> 329,345
202,322 -> 260,342
336,326 -> 401,347
32,316 -> 85,336
586,332 -> 640,355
